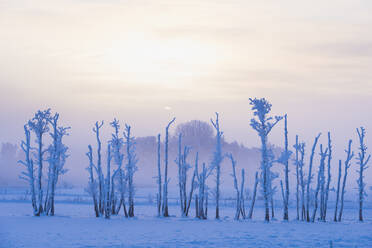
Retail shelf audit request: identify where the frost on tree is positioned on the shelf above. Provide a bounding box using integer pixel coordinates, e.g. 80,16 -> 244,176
276,114 -> 292,221
86,119 -> 133,219
322,132 -> 332,221
311,144 -> 328,222
293,136 -> 306,221
195,160 -> 210,219
228,153 -> 246,220
249,98 -> 282,222
174,134 -> 197,217
162,118 -> 176,217
248,171 -> 259,219
210,112 -> 224,219
156,134 -> 162,216
19,109 -> 69,216
109,119 -> 126,217
124,124 -> 138,217
305,133 -> 321,222
337,139 -> 353,222
356,127 -> 370,222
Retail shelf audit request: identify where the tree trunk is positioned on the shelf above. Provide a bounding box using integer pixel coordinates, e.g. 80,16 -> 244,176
306,134 -> 321,222
334,160 -> 342,222
248,172 -> 259,219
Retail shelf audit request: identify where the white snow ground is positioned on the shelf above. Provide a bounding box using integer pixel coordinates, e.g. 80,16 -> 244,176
1,201 -> 372,248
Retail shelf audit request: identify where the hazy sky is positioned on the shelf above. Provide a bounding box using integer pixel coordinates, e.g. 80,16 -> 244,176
1,0 -> 372,185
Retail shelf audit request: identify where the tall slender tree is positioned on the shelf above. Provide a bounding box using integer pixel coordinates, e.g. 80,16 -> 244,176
18,125 -> 37,215
28,109 -> 52,216
156,134 -> 162,216
162,117 -> 176,217
356,127 -> 371,222
334,160 -> 342,222
210,112 -> 223,219
124,124 -> 138,217
276,114 -> 291,220
312,145 -> 328,222
338,140 -> 354,222
248,171 -> 259,219
322,132 -> 332,221
306,133 -> 321,222
249,98 -> 282,222
93,121 -> 104,215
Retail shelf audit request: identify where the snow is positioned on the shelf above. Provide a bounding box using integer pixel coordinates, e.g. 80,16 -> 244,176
1,201 -> 372,248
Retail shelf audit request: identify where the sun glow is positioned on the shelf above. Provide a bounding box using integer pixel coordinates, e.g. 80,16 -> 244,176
101,32 -> 219,85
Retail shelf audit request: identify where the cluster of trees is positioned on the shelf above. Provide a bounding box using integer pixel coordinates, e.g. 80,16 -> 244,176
86,119 -> 138,219
19,99 -> 370,223
18,109 -> 69,216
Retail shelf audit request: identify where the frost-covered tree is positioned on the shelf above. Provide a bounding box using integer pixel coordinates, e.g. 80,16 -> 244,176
45,114 -> 70,216
210,112 -> 224,219
248,171 -> 259,219
105,143 -> 112,219
109,119 -> 126,216
297,141 -> 306,221
162,118 -> 176,217
338,139 -> 354,222
249,98 -> 282,222
92,121 -> 104,215
312,145 -> 328,222
27,109 -> 52,216
175,134 -> 197,217
86,145 -> 99,217
322,132 -> 332,221
18,125 -> 37,214
195,160 -> 209,219
334,160 -> 342,222
356,127 -> 370,222
306,133 -> 321,222
276,114 -> 291,220
156,134 -> 162,216
124,124 -> 138,217
19,109 -> 69,216
293,135 -> 300,220
228,153 -> 246,220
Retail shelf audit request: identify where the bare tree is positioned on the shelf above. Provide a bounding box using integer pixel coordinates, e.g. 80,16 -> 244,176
338,140 -> 354,222
276,114 -> 292,220
322,132 -> 332,221
109,119 -> 126,216
282,114 -> 290,220
334,160 -> 342,222
249,98 -> 282,222
312,144 -> 328,222
45,117 -> 70,216
86,145 -> 99,217
298,142 -> 306,221
196,160 -> 209,219
156,134 -> 162,216
93,121 -> 104,215
18,125 -> 37,215
124,124 -> 138,217
356,127 -> 370,222
28,109 -> 52,216
105,143 -> 112,219
210,112 -> 224,219
248,171 -> 259,219
306,133 -> 321,222
162,118 -> 176,217
293,135 -> 300,220
175,134 -> 198,217
228,153 -> 245,220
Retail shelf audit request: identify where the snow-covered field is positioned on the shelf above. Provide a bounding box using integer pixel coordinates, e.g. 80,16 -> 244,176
1,199 -> 372,248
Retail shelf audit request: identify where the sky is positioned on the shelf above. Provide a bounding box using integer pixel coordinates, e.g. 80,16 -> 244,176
0,0 -> 372,187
